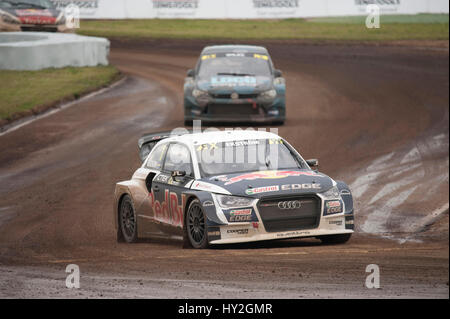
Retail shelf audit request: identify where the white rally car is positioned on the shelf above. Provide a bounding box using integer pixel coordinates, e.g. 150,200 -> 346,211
114,130 -> 354,248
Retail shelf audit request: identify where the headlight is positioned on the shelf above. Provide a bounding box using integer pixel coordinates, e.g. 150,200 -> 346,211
215,194 -> 256,209
192,89 -> 209,99
0,13 -> 20,24
259,89 -> 277,99
321,186 -> 340,199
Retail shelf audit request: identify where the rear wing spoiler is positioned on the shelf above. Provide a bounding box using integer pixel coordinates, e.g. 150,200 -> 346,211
138,130 -> 192,162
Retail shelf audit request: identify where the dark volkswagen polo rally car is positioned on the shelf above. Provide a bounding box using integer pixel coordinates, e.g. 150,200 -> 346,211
184,45 -> 286,125
0,0 -> 67,32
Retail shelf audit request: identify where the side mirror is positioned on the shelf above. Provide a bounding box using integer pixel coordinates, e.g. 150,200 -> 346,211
306,159 -> 319,170
186,69 -> 195,77
171,170 -> 186,181
274,69 -> 282,78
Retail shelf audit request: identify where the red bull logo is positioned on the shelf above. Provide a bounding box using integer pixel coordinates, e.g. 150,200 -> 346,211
149,189 -> 185,228
217,170 -> 321,185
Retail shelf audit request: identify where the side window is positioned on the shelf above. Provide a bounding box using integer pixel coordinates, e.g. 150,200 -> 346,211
164,143 -> 193,177
145,143 -> 168,170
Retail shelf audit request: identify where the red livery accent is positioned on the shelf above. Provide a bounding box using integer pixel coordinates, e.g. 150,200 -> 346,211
149,190 -> 186,228
220,170 -> 321,185
15,9 -> 56,25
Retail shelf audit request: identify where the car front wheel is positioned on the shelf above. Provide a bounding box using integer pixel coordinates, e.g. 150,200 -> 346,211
184,199 -> 209,249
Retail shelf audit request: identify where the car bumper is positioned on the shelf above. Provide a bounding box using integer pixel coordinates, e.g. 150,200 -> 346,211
207,193 -> 354,245
0,21 -> 69,32
185,96 -> 286,124
186,114 -> 285,124
209,214 -> 354,245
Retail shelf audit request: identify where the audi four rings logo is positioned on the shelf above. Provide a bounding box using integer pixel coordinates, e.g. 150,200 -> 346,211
277,201 -> 301,209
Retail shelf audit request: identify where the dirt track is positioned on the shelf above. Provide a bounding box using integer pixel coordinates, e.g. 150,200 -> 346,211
0,39 -> 448,298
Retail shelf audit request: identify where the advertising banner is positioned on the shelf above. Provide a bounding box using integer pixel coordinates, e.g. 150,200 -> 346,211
49,0 -> 449,19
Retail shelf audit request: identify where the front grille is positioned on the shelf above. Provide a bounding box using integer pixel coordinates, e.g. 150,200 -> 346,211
212,93 -> 259,99
257,195 -> 321,232
21,26 -> 57,32
207,103 -> 260,116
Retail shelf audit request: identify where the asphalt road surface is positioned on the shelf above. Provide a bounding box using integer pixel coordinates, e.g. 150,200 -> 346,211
0,39 -> 448,298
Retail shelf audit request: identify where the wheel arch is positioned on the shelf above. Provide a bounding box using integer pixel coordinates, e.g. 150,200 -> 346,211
117,193 -> 130,225
114,182 -> 134,231
183,190 -> 227,226
183,195 -> 198,224
335,180 -> 353,214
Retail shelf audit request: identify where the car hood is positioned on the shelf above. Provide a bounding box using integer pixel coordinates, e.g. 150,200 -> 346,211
2,7 -> 60,22
196,75 -> 273,94
196,169 -> 334,198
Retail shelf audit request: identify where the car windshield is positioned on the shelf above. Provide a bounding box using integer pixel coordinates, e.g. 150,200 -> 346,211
195,138 -> 305,177
198,53 -> 271,78
0,0 -> 55,9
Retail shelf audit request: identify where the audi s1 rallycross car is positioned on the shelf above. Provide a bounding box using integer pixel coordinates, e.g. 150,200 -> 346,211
114,130 -> 354,248
0,0 -> 68,32
184,45 -> 286,125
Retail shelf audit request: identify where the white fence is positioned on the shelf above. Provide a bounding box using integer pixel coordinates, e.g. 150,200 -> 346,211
49,0 -> 449,19
0,33 -> 109,70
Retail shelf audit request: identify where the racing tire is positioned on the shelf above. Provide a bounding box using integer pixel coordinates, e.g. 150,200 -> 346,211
119,195 -> 138,243
117,227 -> 125,243
184,199 -> 209,249
318,233 -> 352,245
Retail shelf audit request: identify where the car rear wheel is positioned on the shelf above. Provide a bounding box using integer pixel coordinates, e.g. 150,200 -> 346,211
318,233 -> 352,245
184,199 -> 209,249
119,195 -> 138,243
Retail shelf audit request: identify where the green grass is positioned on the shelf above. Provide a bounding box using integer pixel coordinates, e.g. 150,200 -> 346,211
77,14 -> 449,41
0,66 -> 120,121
